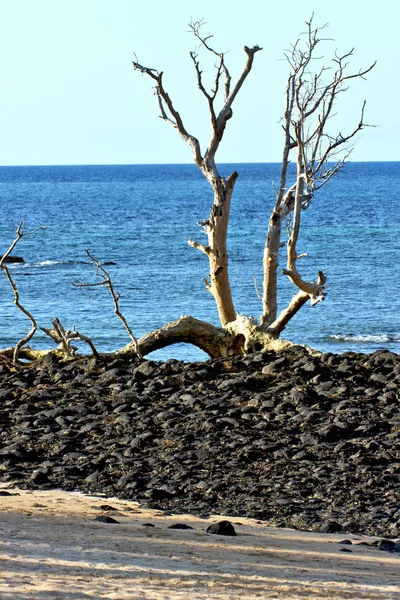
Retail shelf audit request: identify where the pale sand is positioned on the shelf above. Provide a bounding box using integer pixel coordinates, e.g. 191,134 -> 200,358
0,488 -> 399,599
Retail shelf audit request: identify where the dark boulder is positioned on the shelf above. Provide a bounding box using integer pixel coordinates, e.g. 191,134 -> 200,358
0,255 -> 24,263
206,520 -> 236,536
94,515 -> 120,524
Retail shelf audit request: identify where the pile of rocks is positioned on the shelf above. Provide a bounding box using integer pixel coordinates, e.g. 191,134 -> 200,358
0,345 -> 399,537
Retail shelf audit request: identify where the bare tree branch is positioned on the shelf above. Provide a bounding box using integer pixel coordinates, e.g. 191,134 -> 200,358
132,59 -> 203,167
204,44 -> 262,163
70,327 -> 100,359
41,318 -> 100,360
72,249 -> 142,358
0,222 -> 44,363
189,19 -> 232,101
282,268 -> 327,304
41,318 -> 77,358
267,290 -> 309,335
261,15 -> 374,330
133,23 -> 261,327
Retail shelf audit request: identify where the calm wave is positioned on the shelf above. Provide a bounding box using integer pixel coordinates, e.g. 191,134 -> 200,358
1,162 -> 399,360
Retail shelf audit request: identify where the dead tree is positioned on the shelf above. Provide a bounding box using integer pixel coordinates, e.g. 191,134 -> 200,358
0,19 -> 376,362
129,17 -> 375,356
134,20 -> 261,328
261,17 -> 376,334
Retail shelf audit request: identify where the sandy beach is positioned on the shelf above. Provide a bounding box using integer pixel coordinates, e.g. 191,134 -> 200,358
0,488 -> 399,599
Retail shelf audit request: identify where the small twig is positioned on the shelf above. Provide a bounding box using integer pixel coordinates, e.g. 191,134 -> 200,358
187,238 -> 212,256
253,275 -> 262,302
203,276 -> 212,293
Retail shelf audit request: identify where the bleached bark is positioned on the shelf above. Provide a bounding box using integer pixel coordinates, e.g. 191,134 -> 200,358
261,72 -> 297,326
261,210 -> 282,326
133,24 -> 261,326
189,172 -> 238,325
41,318 -> 101,360
261,16 -> 375,333
268,291 -> 310,335
120,315 -> 245,359
0,222 -> 44,363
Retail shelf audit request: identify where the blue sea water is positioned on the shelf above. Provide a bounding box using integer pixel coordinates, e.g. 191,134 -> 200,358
0,162 -> 399,361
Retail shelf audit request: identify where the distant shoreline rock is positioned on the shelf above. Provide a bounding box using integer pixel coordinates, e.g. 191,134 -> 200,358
0,255 -> 24,264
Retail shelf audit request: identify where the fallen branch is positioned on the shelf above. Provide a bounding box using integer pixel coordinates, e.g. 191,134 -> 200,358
41,318 -> 100,360
119,315 -> 245,359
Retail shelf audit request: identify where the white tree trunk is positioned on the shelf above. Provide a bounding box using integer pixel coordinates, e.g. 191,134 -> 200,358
261,211 -> 282,325
205,173 -> 237,326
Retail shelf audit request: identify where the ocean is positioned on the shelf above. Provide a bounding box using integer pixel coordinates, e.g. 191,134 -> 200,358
1,162 -> 399,361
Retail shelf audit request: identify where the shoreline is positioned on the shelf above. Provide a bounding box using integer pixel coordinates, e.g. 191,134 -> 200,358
0,345 -> 399,538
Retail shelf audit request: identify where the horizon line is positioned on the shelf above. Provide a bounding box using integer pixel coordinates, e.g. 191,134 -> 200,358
1,160 -> 399,168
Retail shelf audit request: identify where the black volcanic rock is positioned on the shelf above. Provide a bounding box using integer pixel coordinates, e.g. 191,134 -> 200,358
206,520 -> 237,536
94,515 -> 120,524
0,255 -> 24,263
0,347 -> 399,537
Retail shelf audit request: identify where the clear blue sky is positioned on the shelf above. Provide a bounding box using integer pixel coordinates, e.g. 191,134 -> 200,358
0,0 -> 398,165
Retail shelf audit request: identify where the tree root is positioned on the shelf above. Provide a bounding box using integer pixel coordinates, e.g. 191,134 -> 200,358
119,315 -> 245,359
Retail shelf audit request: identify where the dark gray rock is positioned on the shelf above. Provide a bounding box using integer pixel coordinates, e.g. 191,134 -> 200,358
0,255 -> 24,263
319,521 -> 343,533
30,468 -> 50,483
377,539 -> 396,552
94,515 -> 120,524
134,361 -> 160,379
168,523 -> 194,530
206,520 -> 236,536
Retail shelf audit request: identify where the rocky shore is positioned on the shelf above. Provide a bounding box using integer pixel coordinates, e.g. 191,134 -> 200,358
0,345 -> 399,538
